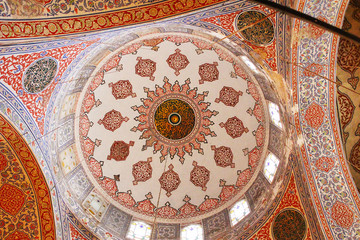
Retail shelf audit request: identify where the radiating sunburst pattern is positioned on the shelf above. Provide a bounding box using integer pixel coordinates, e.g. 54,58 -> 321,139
131,77 -> 218,163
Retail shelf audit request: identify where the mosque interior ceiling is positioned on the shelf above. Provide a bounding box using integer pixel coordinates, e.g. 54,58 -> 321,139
0,0 -> 359,239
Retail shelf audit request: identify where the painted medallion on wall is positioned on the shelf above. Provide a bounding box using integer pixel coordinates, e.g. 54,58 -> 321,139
236,11 -> 275,46
76,33 -> 269,222
23,57 -> 58,94
272,209 -> 306,240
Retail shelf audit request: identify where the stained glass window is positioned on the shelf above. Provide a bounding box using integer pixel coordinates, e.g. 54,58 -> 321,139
268,102 -> 282,129
126,221 -> 152,240
181,224 -> 204,240
264,152 -> 280,183
230,199 -> 250,226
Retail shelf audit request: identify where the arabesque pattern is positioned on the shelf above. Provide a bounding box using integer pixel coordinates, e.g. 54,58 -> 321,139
293,0 -> 360,236
0,40 -> 97,133
0,115 -> 55,239
0,0 -> 228,39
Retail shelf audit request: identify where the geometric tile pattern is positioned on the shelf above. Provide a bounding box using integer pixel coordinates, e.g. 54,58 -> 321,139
153,223 -> 180,240
268,124 -> 282,159
67,167 -> 92,199
101,205 -> 132,238
202,209 -> 231,239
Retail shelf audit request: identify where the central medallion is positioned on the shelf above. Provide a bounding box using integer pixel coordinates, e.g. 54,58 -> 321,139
154,99 -> 195,139
169,113 -> 181,125
132,77 -> 218,163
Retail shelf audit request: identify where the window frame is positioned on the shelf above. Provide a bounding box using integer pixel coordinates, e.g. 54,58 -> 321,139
126,220 -> 152,240
263,151 -> 280,183
229,198 -> 251,226
268,101 -> 283,129
180,224 -> 204,240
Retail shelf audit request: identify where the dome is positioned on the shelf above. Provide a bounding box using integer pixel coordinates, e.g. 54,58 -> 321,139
76,32 -> 271,223
1,0 -> 358,239
48,27 -> 290,238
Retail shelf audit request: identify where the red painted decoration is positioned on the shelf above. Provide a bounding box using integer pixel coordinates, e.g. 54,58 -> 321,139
315,157 -> 335,173
0,153 -> 8,172
132,157 -> 153,185
190,161 -> 210,191
305,103 -> 325,130
109,80 -> 136,100
166,49 -> 189,76
331,201 -> 354,229
135,57 -> 156,81
211,145 -> 235,168
215,86 -> 243,107
98,109 -> 129,132
5,231 -> 30,240
159,164 -> 181,197
0,184 -> 26,216
107,141 -> 134,161
220,116 -> 249,138
198,62 -> 219,84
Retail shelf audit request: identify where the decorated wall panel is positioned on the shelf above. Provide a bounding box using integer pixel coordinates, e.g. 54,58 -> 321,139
0,0 -> 229,39
0,114 -> 55,239
0,40 -> 97,133
336,0 -> 360,193
213,154 -> 324,239
201,6 -> 277,72
249,174 -> 311,239
292,0 -> 360,237
0,84 -> 63,239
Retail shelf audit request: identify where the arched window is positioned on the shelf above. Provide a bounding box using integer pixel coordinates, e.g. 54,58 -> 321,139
263,152 -> 280,183
230,199 -> 250,226
126,221 -> 152,240
268,102 -> 282,129
181,224 -> 204,240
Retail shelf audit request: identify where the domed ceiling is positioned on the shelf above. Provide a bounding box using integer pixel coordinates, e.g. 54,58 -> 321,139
1,0 -> 360,239
76,33 -> 269,223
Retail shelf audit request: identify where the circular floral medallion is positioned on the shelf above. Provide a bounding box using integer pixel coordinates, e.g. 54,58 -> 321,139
135,78 -> 213,162
272,209 -> 306,240
76,33 -> 269,223
236,11 -> 275,46
154,98 -> 195,139
23,57 -> 58,94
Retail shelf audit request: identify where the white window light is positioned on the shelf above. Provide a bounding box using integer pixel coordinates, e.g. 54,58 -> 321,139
240,55 -> 259,73
126,221 -> 152,240
268,102 -> 283,129
229,199 -> 251,226
181,224 -> 204,240
263,152 -> 280,183
82,192 -> 108,220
